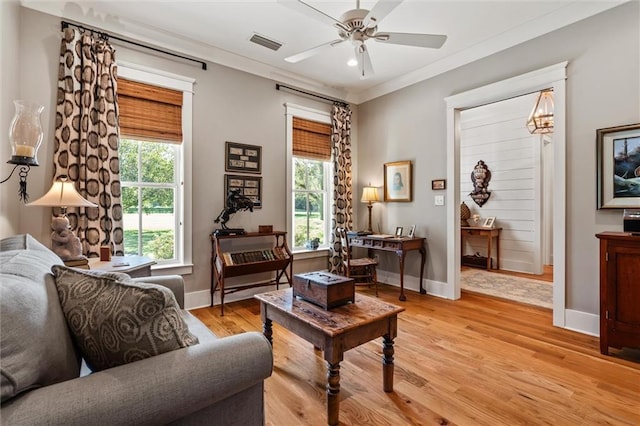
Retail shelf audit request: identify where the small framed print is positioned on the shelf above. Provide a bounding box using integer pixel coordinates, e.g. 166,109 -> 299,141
225,141 -> 262,174
225,174 -> 262,209
408,224 -> 416,238
431,179 -> 446,190
395,226 -> 404,237
597,123 -> 640,209
482,217 -> 496,228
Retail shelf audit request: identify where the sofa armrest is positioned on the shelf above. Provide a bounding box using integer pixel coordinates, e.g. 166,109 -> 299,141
131,275 -> 185,308
1,332 -> 273,426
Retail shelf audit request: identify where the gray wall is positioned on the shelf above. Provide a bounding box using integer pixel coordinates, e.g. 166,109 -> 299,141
358,1 -> 639,314
1,6 -> 347,297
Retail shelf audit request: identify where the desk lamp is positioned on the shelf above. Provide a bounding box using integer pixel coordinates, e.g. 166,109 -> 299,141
361,184 -> 380,233
28,177 -> 97,260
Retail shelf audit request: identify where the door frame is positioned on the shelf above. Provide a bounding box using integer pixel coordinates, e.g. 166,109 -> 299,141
444,62 -> 567,327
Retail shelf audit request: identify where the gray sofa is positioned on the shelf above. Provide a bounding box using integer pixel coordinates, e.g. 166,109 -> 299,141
0,234 -> 273,425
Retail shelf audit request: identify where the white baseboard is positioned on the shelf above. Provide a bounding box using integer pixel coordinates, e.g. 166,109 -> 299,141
564,309 -> 599,337
376,269 -> 449,299
185,284 -> 282,310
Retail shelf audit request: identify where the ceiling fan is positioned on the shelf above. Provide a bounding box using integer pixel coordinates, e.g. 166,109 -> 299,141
280,0 -> 447,79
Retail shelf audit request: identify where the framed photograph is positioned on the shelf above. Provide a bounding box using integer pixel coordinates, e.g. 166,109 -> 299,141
408,224 -> 416,238
597,123 -> 640,209
225,141 -> 262,174
384,160 -> 412,202
431,179 -> 446,190
224,174 -> 262,209
482,217 -> 496,228
395,226 -> 403,237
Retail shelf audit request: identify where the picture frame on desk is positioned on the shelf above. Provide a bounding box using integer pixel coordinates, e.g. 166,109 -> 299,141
408,224 -> 416,238
482,217 -> 496,228
395,226 -> 403,237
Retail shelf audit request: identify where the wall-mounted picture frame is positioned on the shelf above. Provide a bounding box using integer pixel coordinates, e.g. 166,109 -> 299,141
395,226 -> 403,237
384,160 -> 412,202
225,141 -> 262,174
431,179 -> 446,190
597,123 -> 640,209
408,224 -> 416,238
482,217 -> 496,228
225,174 -> 262,209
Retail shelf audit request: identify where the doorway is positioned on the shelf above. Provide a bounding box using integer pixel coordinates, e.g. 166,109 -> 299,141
445,62 -> 568,327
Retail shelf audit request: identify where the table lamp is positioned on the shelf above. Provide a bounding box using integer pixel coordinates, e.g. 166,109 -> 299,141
361,184 -> 380,233
28,176 -> 97,260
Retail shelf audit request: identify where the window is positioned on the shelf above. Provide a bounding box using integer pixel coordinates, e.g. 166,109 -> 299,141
285,104 -> 333,252
117,64 -> 194,270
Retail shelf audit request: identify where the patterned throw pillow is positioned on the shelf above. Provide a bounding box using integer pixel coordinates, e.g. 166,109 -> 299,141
51,265 -> 198,372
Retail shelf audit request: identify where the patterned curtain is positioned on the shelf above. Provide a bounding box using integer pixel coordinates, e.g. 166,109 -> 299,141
328,103 -> 353,274
53,28 -> 123,258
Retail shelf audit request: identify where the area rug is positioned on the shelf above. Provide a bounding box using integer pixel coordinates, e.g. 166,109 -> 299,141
460,268 -> 553,309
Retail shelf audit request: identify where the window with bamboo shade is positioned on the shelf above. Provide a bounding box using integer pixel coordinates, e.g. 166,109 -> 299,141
292,117 -> 332,161
117,78 -> 183,143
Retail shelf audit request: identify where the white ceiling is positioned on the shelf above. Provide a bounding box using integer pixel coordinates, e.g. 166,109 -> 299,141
22,0 -> 626,104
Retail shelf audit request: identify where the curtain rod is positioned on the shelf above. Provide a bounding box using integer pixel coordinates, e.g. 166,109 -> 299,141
276,83 -> 348,107
61,21 -> 207,71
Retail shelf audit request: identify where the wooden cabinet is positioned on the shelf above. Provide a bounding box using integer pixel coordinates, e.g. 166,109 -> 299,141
596,232 -> 640,355
211,231 -> 292,315
461,227 -> 501,270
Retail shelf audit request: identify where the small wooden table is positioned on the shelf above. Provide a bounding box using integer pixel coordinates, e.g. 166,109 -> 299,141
461,226 -> 502,270
348,235 -> 426,300
255,288 -> 404,426
88,255 -> 155,278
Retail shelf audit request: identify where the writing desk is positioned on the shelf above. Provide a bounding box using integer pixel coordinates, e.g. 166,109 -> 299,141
348,235 -> 426,301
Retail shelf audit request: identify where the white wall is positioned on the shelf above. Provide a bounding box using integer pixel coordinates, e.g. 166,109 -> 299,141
358,2 -> 639,317
6,7 -> 354,303
459,93 -> 543,274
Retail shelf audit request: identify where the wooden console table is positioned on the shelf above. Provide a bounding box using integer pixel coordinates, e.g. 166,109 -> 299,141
348,234 -> 426,301
461,226 -> 502,270
211,231 -> 292,315
255,288 -> 404,426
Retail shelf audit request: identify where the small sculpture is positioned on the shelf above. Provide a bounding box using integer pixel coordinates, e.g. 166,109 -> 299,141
214,189 -> 254,230
51,216 -> 84,261
469,160 -> 492,207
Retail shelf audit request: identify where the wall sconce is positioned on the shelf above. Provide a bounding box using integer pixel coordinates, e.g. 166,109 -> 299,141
0,100 -> 44,202
361,183 -> 380,233
527,89 -> 554,134
28,176 -> 97,260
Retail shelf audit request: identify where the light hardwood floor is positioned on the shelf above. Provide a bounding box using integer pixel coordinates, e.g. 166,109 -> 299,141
192,285 -> 640,425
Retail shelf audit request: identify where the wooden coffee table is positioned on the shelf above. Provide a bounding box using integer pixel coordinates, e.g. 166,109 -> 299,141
255,288 -> 404,426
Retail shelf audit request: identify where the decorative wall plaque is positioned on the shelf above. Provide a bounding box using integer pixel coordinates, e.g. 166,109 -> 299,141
469,160 -> 492,207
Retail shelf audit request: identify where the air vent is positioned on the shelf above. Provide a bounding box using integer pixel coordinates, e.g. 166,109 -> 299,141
249,33 -> 283,51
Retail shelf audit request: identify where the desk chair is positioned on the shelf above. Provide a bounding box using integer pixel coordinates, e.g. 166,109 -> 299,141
337,227 -> 378,296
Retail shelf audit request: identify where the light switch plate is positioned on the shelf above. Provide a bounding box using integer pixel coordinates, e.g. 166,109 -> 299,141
435,195 -> 445,206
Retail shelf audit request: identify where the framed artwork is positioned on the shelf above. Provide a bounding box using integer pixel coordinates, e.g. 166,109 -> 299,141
395,226 -> 404,237
431,179 -> 446,190
225,174 -> 262,209
408,224 -> 416,238
482,217 -> 496,228
597,123 -> 640,209
225,141 -> 262,174
384,160 -> 412,202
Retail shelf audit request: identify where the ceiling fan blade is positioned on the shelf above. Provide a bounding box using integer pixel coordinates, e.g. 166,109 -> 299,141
363,0 -> 404,28
375,32 -> 447,49
355,45 -> 374,79
285,39 -> 345,63
278,0 -> 350,32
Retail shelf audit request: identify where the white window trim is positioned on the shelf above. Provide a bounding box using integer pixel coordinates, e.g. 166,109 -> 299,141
284,103 -> 333,255
118,63 -> 194,275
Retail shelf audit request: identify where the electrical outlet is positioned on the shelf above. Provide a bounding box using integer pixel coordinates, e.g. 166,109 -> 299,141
435,195 -> 445,206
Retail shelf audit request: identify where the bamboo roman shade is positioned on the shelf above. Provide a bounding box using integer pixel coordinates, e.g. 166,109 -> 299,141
292,117 -> 332,161
118,78 -> 183,143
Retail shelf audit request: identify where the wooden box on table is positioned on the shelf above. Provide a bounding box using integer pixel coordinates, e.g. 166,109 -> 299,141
292,271 -> 355,310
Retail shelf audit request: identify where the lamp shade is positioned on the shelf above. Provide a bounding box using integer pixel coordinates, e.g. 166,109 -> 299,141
28,178 -> 97,208
527,89 -> 554,134
361,186 -> 380,203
